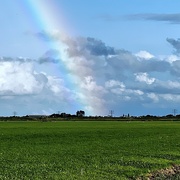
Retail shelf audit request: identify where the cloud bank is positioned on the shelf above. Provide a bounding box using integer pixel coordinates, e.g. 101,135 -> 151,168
1,31 -> 180,116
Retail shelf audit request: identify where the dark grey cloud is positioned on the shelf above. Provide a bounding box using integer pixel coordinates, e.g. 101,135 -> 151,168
35,31 -> 116,57
167,38 -> 180,54
105,51 -> 170,75
64,36 -> 117,59
86,37 -> 116,56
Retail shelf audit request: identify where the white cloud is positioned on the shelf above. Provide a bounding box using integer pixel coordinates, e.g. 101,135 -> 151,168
167,81 -> 180,89
81,76 -> 105,93
160,94 -> 175,101
124,96 -> 131,101
165,55 -> 180,63
105,80 -> 125,88
147,93 -> 159,102
135,50 -> 154,60
127,89 -> 144,95
105,80 -> 126,95
77,76 -> 107,115
159,54 -> 179,63
111,88 -> 124,95
135,72 -> 155,84
0,62 -> 46,95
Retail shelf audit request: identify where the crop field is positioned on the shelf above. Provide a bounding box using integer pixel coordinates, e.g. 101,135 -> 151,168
0,121 -> 179,179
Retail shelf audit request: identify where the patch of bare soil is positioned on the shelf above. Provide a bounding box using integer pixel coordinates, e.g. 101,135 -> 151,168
137,165 -> 180,180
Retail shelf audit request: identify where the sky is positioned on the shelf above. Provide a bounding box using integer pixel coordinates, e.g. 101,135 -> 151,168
1,0 -> 180,116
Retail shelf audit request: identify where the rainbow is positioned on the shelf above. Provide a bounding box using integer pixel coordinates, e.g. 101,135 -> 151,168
21,0 -> 92,115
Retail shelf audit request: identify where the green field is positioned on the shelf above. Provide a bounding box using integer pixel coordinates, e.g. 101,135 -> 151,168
0,121 -> 179,179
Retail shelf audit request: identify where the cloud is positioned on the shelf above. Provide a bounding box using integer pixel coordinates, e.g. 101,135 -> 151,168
126,13 -> 180,24
167,38 -> 180,54
78,76 -> 108,115
159,54 -> 179,63
49,33 -> 180,90
0,61 -> 76,102
135,73 -> 155,85
105,80 -> 125,89
135,51 -> 154,60
171,60 -> 180,76
0,57 -> 34,63
0,61 -> 47,96
62,36 -> 117,59
38,49 -> 60,64
0,59 -> 84,115
15,31 -> 180,116
35,31 -> 116,57
0,51 -> 61,65
85,37 -> 115,56
97,13 -> 180,24
147,93 -> 159,103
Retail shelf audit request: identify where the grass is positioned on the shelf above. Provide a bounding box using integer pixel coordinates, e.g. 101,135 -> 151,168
0,121 -> 179,179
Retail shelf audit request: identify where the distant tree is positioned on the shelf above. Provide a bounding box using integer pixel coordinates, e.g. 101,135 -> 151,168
76,110 -> 85,117
61,113 -> 66,117
166,114 -> 174,118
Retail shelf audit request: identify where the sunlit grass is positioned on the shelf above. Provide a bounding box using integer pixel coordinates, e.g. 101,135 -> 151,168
0,121 -> 179,179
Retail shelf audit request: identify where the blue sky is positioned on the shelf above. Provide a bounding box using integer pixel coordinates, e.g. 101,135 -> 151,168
1,0 -> 180,116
